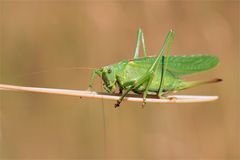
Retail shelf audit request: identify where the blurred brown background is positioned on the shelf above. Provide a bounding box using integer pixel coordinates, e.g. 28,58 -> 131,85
0,1 -> 239,159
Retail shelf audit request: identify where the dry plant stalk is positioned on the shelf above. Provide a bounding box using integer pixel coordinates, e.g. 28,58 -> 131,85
0,84 -> 218,104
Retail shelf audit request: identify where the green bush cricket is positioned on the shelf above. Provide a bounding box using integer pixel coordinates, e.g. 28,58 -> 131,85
88,29 -> 222,107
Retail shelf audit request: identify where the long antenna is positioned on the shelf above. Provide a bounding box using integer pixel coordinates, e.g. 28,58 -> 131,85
15,67 -> 97,79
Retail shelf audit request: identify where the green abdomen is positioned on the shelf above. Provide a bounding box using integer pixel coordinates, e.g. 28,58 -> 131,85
117,59 -> 182,94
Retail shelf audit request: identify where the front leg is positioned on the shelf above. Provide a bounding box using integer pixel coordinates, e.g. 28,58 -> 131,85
115,71 -> 154,107
115,84 -> 135,108
115,79 -> 138,107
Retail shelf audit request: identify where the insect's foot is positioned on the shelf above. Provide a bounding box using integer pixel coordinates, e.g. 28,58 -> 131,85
114,100 -> 121,108
141,98 -> 146,108
168,96 -> 177,101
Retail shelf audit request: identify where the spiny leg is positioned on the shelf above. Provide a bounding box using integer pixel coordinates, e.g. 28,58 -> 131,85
142,30 -> 175,105
134,28 -> 147,59
115,79 -> 137,107
115,72 -> 152,107
115,85 -> 134,108
157,31 -> 175,97
142,75 -> 153,107
157,56 -> 165,97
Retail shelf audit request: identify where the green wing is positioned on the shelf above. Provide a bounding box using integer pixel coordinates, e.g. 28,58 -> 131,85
166,55 -> 219,76
128,55 -> 219,76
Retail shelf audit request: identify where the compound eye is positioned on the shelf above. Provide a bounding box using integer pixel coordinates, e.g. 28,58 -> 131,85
107,68 -> 112,74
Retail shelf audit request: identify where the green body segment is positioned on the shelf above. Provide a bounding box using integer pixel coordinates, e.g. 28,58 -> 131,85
112,55 -> 219,94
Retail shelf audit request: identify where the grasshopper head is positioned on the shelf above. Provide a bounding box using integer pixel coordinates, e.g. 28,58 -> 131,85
99,66 -> 117,93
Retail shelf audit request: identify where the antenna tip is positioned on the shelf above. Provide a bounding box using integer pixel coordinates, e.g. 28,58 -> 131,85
216,78 -> 223,82
212,78 -> 222,83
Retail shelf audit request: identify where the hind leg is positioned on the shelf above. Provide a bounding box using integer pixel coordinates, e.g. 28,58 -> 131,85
133,28 -> 147,59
